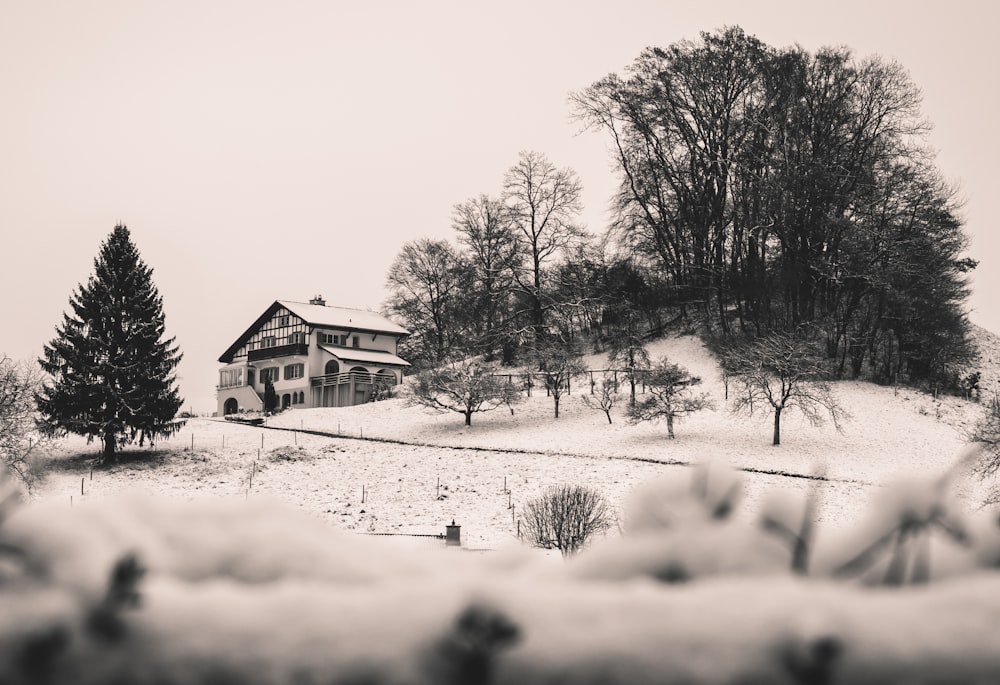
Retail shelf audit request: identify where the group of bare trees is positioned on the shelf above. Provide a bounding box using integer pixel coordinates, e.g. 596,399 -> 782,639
408,361 -> 521,426
406,340 -> 589,426
571,26 -> 977,389
386,150 -> 597,368
409,328 -> 848,448
388,27 -> 977,402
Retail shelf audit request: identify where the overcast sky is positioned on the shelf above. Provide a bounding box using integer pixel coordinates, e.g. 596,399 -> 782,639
2,0 -> 997,413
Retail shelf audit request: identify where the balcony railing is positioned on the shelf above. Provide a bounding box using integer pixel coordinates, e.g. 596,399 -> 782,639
248,343 -> 309,362
310,371 -> 397,387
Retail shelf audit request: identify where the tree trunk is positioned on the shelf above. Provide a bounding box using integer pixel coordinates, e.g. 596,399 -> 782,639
773,408 -> 782,446
604,410 -> 612,425
102,431 -> 116,462
554,397 -> 560,419
667,414 -> 675,439
464,410 -> 472,426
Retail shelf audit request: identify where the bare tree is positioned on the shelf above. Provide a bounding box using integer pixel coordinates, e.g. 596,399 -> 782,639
452,194 -> 520,358
385,239 -> 474,365
607,313 -> 651,407
725,334 -> 847,446
503,150 -> 584,337
581,373 -> 620,424
626,358 -> 713,439
407,361 -> 521,426
520,484 -> 613,556
531,341 -> 585,419
1,355 -> 51,490
969,390 -> 1000,505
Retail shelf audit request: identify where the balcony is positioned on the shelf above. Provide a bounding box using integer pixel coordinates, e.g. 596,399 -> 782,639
310,371 -> 397,387
248,343 -> 309,362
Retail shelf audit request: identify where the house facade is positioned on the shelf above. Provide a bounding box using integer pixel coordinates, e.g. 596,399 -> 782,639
216,297 -> 410,415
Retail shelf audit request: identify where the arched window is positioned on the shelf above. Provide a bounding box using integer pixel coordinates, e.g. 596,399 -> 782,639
224,398 -> 238,415
282,393 -> 291,409
325,359 -> 340,375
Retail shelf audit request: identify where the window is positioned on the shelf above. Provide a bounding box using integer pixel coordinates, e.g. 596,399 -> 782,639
219,368 -> 243,388
284,363 -> 304,380
262,336 -> 276,349
352,336 -> 360,348
288,332 -> 305,345
261,367 -> 280,384
278,315 -> 289,326
321,333 -> 340,345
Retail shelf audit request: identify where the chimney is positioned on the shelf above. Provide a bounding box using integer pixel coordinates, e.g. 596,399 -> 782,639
309,295 -> 326,306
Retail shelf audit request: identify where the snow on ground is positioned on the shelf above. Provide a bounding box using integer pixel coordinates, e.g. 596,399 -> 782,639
34,335 -> 993,550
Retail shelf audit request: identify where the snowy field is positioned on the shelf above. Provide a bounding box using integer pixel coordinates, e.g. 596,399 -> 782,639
33,335 -> 993,550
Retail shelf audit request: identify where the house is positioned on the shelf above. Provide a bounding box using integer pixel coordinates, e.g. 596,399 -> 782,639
216,296 -> 409,415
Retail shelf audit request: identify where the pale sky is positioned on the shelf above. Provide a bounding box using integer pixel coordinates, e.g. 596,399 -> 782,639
2,0 -> 997,413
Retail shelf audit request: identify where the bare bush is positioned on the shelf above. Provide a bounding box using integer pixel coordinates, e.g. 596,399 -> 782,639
520,484 -> 613,556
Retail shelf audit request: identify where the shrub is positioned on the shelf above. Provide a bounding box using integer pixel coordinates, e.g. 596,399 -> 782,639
519,484 -> 613,556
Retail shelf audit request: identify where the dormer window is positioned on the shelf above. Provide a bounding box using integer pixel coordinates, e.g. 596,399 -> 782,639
288,332 -> 305,345
320,333 -> 340,345
278,315 -> 289,326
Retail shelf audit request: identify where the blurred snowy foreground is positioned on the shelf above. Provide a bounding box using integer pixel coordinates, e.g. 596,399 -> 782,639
5,455 -> 1000,684
15,334 -> 1000,682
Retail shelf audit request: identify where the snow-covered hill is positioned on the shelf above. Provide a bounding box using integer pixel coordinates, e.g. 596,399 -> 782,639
34,335 -> 995,550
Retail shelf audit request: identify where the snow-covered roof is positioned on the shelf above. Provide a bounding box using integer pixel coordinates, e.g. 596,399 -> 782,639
320,345 -> 410,367
218,300 -> 409,363
279,301 -> 409,336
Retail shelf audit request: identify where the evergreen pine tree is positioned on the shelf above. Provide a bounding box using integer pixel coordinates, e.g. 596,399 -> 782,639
37,225 -> 184,461
263,378 -> 278,413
